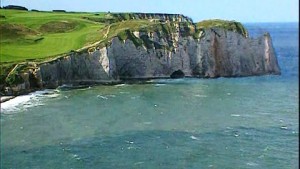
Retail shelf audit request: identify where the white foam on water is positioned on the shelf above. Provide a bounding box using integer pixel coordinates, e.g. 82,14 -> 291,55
97,95 -> 108,100
107,94 -> 116,98
125,140 -> 134,144
77,87 -> 92,91
154,84 -> 166,87
1,89 -> 58,114
194,94 -> 207,98
246,162 -> 258,166
71,154 -> 81,160
1,95 -> 32,113
280,126 -> 288,130
115,84 -> 127,87
96,94 -> 116,99
190,135 -> 200,140
230,114 -> 241,117
45,93 -> 60,98
58,84 -> 73,88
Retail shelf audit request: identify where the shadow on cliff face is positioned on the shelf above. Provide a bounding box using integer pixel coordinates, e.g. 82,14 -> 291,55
1,127 -> 296,168
170,70 -> 185,78
40,53 -> 112,88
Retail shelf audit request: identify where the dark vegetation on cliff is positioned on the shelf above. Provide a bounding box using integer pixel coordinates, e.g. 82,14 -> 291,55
0,9 -> 249,89
2,5 -> 28,11
197,19 -> 248,38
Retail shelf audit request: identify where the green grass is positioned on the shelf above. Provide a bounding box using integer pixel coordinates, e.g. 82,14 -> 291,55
197,19 -> 248,37
0,9 -> 106,63
106,20 -> 155,38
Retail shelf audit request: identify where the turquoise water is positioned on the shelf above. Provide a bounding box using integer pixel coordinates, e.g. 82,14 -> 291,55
1,23 -> 298,168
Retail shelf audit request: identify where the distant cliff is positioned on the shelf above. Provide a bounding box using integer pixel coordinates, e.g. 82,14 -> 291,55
111,13 -> 193,23
83,13 -> 193,24
1,13 -> 280,95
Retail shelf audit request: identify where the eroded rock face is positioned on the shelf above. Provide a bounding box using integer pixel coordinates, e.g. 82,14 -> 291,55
39,48 -> 118,88
5,28 -> 280,95
193,29 -> 280,77
37,28 -> 280,87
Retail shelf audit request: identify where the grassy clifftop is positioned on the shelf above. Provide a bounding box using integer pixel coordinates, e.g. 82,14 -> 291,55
0,10 -> 248,63
0,9 -> 249,86
0,10 -> 106,62
197,19 -> 248,37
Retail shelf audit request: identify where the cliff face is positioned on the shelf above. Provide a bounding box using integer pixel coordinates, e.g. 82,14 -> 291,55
2,21 -> 281,95
18,28 -> 278,91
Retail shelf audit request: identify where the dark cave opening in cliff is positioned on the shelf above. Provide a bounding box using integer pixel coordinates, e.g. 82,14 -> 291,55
170,70 -> 185,79
29,74 -> 40,88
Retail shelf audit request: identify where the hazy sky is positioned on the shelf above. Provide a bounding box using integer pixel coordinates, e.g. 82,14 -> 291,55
1,0 -> 298,23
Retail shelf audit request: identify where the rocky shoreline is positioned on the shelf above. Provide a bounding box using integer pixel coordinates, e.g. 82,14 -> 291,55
0,72 -> 280,103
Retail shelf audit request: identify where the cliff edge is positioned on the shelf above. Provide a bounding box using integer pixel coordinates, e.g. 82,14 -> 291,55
0,13 -> 280,95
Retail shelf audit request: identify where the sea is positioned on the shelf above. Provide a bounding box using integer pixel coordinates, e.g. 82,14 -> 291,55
0,23 -> 298,169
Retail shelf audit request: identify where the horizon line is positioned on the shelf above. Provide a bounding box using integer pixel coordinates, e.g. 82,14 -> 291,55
1,6 -> 299,23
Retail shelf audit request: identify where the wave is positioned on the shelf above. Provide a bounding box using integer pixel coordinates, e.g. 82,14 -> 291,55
114,83 -> 127,87
1,89 -> 59,114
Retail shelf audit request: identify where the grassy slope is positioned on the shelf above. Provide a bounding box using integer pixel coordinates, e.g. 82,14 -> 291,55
0,10 -> 106,62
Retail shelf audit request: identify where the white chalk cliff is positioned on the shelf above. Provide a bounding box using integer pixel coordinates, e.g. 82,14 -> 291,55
3,16 -> 281,95
35,28 -> 279,88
